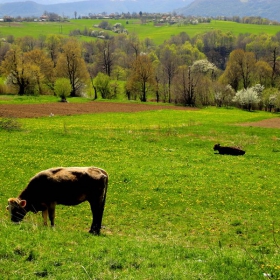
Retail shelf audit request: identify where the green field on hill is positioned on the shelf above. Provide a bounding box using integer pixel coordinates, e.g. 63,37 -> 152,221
0,98 -> 280,279
0,19 -> 279,44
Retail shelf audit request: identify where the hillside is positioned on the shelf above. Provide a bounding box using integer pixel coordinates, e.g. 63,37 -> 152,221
177,0 -> 280,22
0,0 -> 193,18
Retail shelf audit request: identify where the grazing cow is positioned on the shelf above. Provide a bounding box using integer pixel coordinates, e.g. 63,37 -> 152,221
7,167 -> 108,235
213,143 -> 245,156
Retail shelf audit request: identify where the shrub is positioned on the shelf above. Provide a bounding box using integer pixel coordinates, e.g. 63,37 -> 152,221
0,118 -> 21,131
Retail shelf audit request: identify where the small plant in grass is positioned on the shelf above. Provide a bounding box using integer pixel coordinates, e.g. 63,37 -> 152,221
54,78 -> 71,102
0,117 -> 21,131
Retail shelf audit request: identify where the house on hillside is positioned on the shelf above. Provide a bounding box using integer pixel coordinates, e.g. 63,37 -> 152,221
40,15 -> 48,21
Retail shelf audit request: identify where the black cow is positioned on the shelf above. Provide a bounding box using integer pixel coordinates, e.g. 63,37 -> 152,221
213,143 -> 245,156
7,167 -> 108,235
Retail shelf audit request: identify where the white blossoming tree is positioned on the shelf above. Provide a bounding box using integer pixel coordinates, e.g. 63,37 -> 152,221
233,84 -> 264,111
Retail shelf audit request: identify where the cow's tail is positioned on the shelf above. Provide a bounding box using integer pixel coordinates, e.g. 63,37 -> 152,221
101,171 -> 108,212
98,170 -> 108,231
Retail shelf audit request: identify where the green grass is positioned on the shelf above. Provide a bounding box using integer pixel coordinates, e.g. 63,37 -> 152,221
1,104 -> 280,279
0,94 -> 92,104
126,20 -> 280,44
0,15 -> 279,278
0,19 -> 279,45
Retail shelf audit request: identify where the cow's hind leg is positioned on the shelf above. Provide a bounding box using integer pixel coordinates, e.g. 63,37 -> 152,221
42,209 -> 48,226
89,177 -> 108,235
88,191 -> 107,235
89,200 -> 103,235
48,202 -> 57,227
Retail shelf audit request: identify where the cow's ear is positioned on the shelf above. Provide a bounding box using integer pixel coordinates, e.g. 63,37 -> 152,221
6,205 -> 9,211
20,200 -> 27,208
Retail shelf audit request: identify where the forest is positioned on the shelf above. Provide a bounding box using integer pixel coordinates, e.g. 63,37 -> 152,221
1,19 -> 280,111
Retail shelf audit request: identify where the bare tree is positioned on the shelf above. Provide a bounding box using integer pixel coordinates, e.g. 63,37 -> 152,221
159,46 -> 178,103
128,33 -> 141,58
173,66 -> 197,106
95,40 -> 115,77
56,39 -> 90,97
127,54 -> 156,102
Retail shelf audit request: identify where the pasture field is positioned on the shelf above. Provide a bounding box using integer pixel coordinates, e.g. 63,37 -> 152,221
0,19 -> 280,44
0,99 -> 280,279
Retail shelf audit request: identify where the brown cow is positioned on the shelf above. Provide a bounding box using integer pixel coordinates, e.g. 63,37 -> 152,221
7,167 -> 108,235
213,143 -> 245,156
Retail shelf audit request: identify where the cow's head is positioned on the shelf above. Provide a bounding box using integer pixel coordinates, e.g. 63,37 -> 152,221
7,198 -> 27,223
213,144 -> 220,151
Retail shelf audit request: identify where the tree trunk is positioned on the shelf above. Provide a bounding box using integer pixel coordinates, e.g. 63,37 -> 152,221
93,85 -> 98,100
142,82 -> 147,102
18,83 -> 25,96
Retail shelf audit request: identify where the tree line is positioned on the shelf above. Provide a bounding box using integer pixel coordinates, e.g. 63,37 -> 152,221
1,27 -> 280,111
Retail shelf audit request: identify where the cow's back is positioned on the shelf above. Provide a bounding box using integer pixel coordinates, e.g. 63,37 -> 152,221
38,166 -> 107,182
84,167 -> 108,180
19,167 -> 108,206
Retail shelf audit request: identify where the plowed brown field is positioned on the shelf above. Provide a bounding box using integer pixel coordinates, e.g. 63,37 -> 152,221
238,117 -> 280,129
0,102 -> 279,128
0,101 -> 196,118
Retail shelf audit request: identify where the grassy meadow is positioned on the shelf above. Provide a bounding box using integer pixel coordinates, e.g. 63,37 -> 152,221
0,99 -> 280,279
0,19 -> 280,44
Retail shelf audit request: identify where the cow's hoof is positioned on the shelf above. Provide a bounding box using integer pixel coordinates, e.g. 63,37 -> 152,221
89,229 -> 100,235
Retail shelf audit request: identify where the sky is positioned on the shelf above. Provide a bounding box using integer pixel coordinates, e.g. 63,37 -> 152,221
0,0 -> 194,6
0,0 -> 89,4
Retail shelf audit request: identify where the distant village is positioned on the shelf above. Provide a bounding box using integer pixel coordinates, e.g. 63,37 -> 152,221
0,11 -> 279,26
0,12 -> 208,26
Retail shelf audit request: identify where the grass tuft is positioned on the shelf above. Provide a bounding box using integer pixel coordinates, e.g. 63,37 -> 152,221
0,117 -> 22,131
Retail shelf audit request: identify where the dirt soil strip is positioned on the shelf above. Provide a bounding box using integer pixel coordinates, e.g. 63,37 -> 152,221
238,118 -> 280,129
1,102 -> 279,129
0,102 -> 197,118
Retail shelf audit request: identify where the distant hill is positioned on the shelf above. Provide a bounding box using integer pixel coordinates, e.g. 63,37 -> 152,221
177,0 -> 280,22
0,0 -> 193,18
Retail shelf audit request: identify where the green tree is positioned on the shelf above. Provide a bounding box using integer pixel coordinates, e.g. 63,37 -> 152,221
246,33 -> 271,60
1,46 -> 53,95
1,46 -> 31,95
24,49 -> 55,94
220,49 -> 256,90
15,36 -> 37,52
255,60 -> 273,87
177,41 -> 205,66
195,30 -> 236,69
54,78 -> 71,102
93,72 -> 113,99
213,83 -> 235,107
45,34 -> 64,67
262,87 -> 280,112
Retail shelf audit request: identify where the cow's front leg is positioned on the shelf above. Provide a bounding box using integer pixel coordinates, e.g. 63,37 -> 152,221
42,209 -> 48,226
48,202 -> 57,227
